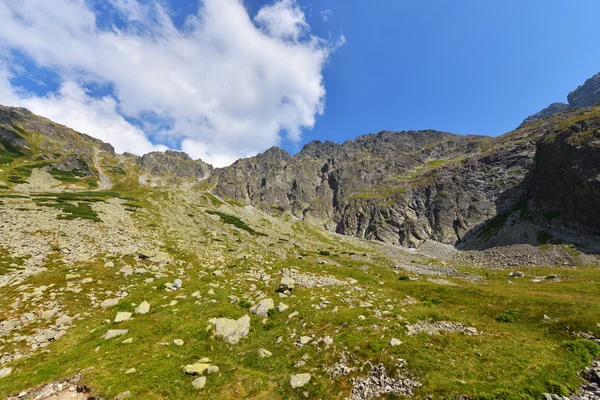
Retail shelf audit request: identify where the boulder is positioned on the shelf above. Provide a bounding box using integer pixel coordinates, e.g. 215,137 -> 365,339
184,363 -> 211,375
105,329 -> 128,339
135,301 -> 150,315
258,348 -> 273,358
290,373 -> 311,389
114,312 -> 132,323
208,315 -> 251,344
278,276 -> 295,292
250,298 -> 275,317
192,376 -> 206,390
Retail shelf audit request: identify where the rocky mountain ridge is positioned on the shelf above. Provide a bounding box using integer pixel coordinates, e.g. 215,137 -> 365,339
522,71 -> 600,125
209,106 -> 600,251
2,99 -> 600,254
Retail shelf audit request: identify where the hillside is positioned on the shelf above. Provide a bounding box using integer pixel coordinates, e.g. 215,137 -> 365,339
0,105 -> 600,400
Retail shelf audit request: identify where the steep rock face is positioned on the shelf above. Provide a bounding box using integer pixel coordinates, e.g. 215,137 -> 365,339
212,107 -> 600,248
522,102 -> 568,125
212,129 -> 541,247
138,150 -> 213,180
521,72 -> 600,125
568,72 -> 600,108
532,109 -> 600,234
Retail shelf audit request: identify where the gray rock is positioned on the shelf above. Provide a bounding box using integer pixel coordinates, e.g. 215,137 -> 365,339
101,298 -> 120,309
105,329 -> 128,339
250,298 -> 275,317
173,339 -> 184,346
297,336 -> 312,346
521,102 -> 568,125
208,315 -> 251,344
278,276 -> 295,292
135,301 -> 150,315
184,363 -> 211,375
138,150 -> 212,180
258,348 -> 273,358
114,312 -> 132,323
192,376 -> 206,390
173,279 -> 183,289
290,373 -> 311,389
0,367 -> 12,378
568,72 -> 600,108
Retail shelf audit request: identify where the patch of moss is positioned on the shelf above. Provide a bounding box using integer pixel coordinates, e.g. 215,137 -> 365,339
205,210 -> 267,236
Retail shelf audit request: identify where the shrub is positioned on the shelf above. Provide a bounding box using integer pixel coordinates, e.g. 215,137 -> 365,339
238,299 -> 252,309
421,296 -> 442,306
398,275 -> 411,281
563,339 -> 600,364
495,309 -> 522,323
319,250 -> 331,256
546,380 -> 569,396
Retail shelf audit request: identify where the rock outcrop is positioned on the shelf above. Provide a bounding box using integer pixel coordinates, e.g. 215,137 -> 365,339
522,71 -> 600,125
210,105 -> 600,250
138,150 -> 213,180
568,72 -> 600,109
522,102 -> 568,125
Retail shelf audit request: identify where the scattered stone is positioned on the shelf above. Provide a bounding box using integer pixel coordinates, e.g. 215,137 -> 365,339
258,348 -> 273,358
105,329 -> 128,339
290,373 -> 311,389
208,314 -> 251,344
509,271 -> 525,277
277,302 -> 289,312
125,368 -> 136,374
114,312 -> 132,323
135,301 -> 150,314
173,339 -> 184,346
289,311 -> 299,319
192,376 -> 206,390
389,338 -> 403,346
207,366 -> 219,374
350,360 -> 421,399
278,276 -> 295,292
101,298 -> 120,309
297,336 -> 312,346
323,336 -> 334,346
0,367 -> 12,378
250,298 -> 275,317
122,338 -> 133,344
173,279 -> 183,289
405,320 -> 479,336
184,363 -> 211,375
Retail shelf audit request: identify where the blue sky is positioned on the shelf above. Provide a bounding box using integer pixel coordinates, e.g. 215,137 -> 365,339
0,1 -> 599,166
299,0 -> 600,148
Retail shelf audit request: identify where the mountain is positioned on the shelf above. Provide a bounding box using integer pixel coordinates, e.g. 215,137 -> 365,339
1,92 -> 600,399
210,105 -> 600,253
522,71 -> 600,124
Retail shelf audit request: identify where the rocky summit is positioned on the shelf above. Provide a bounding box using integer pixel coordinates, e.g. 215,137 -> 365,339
0,74 -> 600,400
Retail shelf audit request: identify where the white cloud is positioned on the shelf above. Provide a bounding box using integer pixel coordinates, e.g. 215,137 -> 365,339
0,65 -> 166,155
321,9 -> 332,22
0,0 -> 343,167
255,0 -> 309,41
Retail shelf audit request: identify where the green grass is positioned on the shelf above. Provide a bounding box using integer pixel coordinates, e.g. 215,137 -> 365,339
495,309 -> 522,323
1,185 -> 600,400
205,210 -> 267,236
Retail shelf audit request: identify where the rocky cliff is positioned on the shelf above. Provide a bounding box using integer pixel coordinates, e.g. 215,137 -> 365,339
211,106 -> 600,250
568,72 -> 600,109
522,71 -> 600,125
